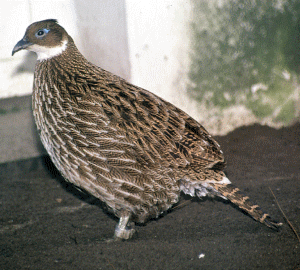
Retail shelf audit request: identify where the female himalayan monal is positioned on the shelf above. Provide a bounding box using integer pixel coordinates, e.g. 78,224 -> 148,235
12,19 -> 281,240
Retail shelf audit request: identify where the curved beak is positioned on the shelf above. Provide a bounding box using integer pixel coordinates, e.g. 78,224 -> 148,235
12,38 -> 32,56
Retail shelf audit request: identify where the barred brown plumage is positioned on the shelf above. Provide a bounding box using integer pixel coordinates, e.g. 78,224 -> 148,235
12,19 -> 282,240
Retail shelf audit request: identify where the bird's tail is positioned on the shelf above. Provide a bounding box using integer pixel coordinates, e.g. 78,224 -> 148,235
211,183 -> 282,230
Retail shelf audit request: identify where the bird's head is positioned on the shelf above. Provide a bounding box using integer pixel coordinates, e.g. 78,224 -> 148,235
12,19 -> 69,61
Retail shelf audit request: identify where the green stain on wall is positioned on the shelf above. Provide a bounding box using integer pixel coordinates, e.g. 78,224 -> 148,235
188,0 -> 300,129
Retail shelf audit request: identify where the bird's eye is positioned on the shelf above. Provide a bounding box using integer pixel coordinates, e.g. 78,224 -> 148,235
35,29 -> 50,38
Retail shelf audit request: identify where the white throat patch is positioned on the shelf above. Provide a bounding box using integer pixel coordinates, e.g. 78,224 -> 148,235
31,40 -> 68,61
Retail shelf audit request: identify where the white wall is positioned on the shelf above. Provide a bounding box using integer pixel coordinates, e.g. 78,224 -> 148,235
0,0 -> 195,163
1,0 -> 80,98
1,0 -> 131,96
1,0 -> 192,111
125,0 -> 195,117
73,0 -> 131,81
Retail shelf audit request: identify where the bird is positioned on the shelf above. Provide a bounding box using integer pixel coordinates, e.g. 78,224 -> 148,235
12,19 -> 281,240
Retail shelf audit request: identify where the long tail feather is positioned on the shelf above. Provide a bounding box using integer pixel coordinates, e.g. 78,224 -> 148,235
211,183 -> 282,230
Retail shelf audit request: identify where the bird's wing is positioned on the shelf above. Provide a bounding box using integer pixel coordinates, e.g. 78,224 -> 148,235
80,76 -> 226,171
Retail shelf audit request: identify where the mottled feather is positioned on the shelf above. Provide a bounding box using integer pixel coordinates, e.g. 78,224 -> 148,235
13,19 -> 281,239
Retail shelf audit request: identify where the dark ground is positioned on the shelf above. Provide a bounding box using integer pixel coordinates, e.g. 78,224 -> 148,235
0,123 -> 299,270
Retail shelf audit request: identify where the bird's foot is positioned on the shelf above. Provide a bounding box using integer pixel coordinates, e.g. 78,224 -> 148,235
115,216 -> 136,239
105,215 -> 136,242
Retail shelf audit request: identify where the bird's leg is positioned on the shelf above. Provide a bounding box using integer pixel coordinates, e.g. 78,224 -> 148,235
114,215 -> 135,240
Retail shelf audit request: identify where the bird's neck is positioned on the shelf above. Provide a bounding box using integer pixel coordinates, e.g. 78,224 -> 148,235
34,39 -> 102,99
36,37 -> 89,67
34,39 -> 121,98
36,39 -> 93,74
35,40 -> 68,61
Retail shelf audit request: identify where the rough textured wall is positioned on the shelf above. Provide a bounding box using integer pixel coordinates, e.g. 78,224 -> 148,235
188,0 -> 300,134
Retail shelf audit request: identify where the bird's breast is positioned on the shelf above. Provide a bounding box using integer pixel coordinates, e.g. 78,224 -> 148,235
32,70 -> 181,221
